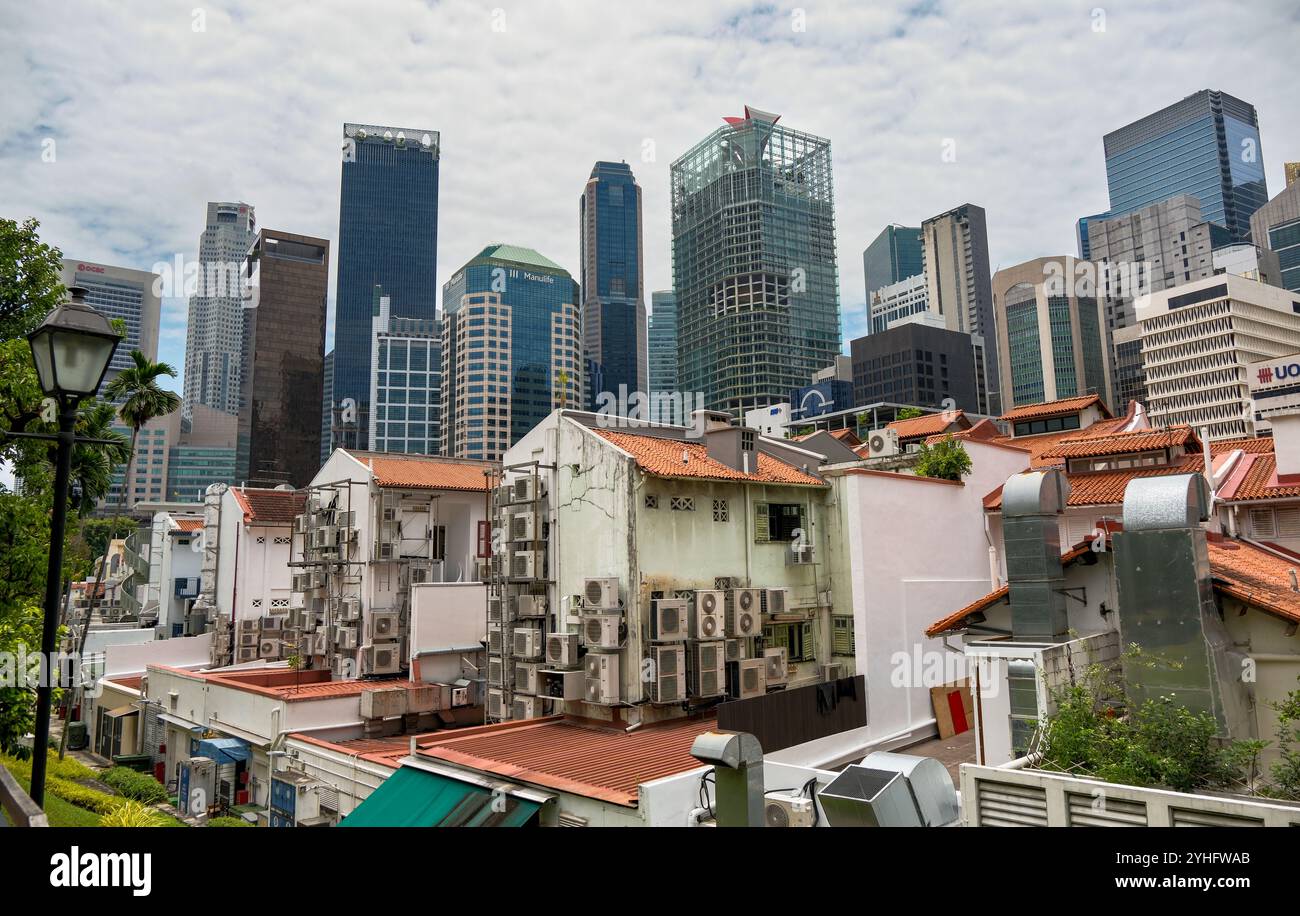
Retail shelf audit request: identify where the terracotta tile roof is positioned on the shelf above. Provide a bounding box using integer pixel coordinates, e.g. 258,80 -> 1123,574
230,487 -> 306,525
983,456 -> 1209,510
1000,394 -> 1110,423
173,518 -> 204,533
1220,453 -> 1300,501
593,429 -> 825,486
345,451 -> 494,491
886,411 -> 971,442
1035,426 -> 1200,461
925,534 -> 1300,636
416,714 -> 717,806
1211,437 -> 1274,455
924,417 -> 1005,446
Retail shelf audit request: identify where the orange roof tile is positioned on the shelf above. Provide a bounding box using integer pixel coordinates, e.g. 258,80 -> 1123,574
1220,452 -> 1300,501
886,411 -> 971,442
1211,436 -> 1274,455
230,487 -> 306,525
173,518 -> 205,533
924,417 -> 1004,446
1035,427 -> 1200,461
593,429 -> 825,486
417,714 -> 717,806
346,451 -> 494,491
1000,394 -> 1110,423
983,456 -> 1208,510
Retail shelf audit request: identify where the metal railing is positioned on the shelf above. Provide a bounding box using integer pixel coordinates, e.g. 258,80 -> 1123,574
0,765 -> 48,827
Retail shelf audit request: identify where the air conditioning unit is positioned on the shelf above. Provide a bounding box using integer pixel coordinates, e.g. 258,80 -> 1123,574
512,695 -> 545,720
649,598 -> 688,642
513,476 -> 545,503
291,573 -> 308,592
320,526 -> 338,547
582,614 -> 623,650
236,646 -> 257,663
337,627 -> 359,650
509,513 -> 540,542
513,594 -> 546,618
494,482 -> 513,507
487,625 -> 502,655
294,514 -> 309,534
729,657 -> 767,700
584,653 -> 619,704
514,661 -> 543,694
765,792 -> 816,827
488,595 -> 508,624
763,587 -> 791,615
788,543 -> 815,566
690,590 -> 725,640
369,611 -> 399,641
488,657 -> 511,688
451,685 -> 470,707
238,632 -> 259,648
729,588 -> 762,637
764,646 -> 789,686
583,577 -> 619,610
364,644 -> 397,670
866,427 -> 900,458
822,662 -> 844,683
725,638 -> 746,662
690,641 -> 725,697
511,550 -> 544,579
341,598 -> 361,621
238,618 -> 259,633
258,638 -> 279,659
513,626 -> 543,659
545,632 -> 580,668
649,645 -> 685,704
312,631 -> 328,655
487,688 -> 505,719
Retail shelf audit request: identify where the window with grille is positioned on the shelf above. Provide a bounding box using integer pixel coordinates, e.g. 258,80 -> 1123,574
712,499 -> 729,522
670,496 -> 694,511
763,621 -> 816,662
754,502 -> 805,542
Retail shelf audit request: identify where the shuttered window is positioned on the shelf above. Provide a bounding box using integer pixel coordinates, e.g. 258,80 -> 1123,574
832,616 -> 854,656
1250,508 -> 1277,539
1277,508 -> 1300,538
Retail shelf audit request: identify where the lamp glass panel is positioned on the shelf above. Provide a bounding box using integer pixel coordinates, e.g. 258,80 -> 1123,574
51,330 -> 117,395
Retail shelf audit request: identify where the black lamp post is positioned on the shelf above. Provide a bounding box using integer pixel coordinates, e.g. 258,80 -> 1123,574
20,287 -> 120,807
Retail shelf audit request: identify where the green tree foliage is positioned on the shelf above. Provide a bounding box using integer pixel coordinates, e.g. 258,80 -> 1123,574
0,217 -> 65,340
896,406 -> 924,420
0,604 -> 59,753
102,350 -> 181,514
912,435 -> 973,481
1268,678 -> 1300,800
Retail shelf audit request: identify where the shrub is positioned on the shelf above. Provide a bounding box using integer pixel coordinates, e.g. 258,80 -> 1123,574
103,766 -> 167,803
208,816 -> 252,827
913,436 -> 973,481
45,776 -> 120,814
100,800 -> 164,827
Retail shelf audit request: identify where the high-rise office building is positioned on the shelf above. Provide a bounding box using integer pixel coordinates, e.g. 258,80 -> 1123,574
1138,274 -> 1300,439
1103,90 -> 1268,241
369,293 -> 441,455
670,105 -> 840,417
863,224 -> 923,302
850,319 -> 984,415
440,245 -> 581,461
1075,212 -> 1110,260
993,257 -> 1112,411
869,273 -> 929,334
59,259 -> 161,395
236,230 -> 329,488
167,405 -> 237,502
920,203 -> 999,412
580,161 -> 647,411
182,202 -> 257,421
648,290 -> 679,424
1250,180 -> 1300,293
332,123 -> 440,453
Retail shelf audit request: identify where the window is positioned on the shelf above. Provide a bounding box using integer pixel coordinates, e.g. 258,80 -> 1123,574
669,496 -> 694,512
763,620 -> 815,662
1007,660 -> 1039,756
712,499 -> 729,523
754,502 -> 805,542
477,520 -> 492,558
832,616 -> 854,656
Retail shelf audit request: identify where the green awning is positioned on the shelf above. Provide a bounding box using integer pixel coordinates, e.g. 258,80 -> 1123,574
339,766 -> 540,827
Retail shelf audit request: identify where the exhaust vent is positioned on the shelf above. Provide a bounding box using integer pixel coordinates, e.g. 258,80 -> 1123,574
1001,469 -> 1071,641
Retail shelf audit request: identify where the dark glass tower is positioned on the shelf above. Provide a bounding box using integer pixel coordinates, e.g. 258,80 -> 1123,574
1104,90 -> 1268,241
862,224 -> 923,302
332,123 -> 440,452
648,290 -> 679,423
670,106 -> 840,417
580,161 -> 647,410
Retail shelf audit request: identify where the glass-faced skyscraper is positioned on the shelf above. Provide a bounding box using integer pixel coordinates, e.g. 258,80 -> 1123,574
1104,90 -> 1268,241
332,123 -> 440,452
440,245 -> 581,461
863,224 -> 923,302
579,161 -> 647,410
670,106 -> 840,417
648,290 -> 678,423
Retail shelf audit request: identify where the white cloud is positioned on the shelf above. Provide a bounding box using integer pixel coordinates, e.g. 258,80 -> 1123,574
2,0 -> 1297,371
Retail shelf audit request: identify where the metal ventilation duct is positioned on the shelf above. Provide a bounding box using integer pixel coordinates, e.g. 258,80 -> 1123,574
1001,469 -> 1072,641
1114,473 -> 1253,739
818,764 -> 923,827
861,751 -> 959,826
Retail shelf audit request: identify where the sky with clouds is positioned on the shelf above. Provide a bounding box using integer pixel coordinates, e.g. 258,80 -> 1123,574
3,0 -> 1298,399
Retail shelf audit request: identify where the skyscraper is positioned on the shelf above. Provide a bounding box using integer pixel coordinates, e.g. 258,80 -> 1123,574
993,257 -> 1111,411
332,123 -> 440,453
369,292 -> 441,455
1249,178 -> 1300,293
579,161 -> 647,410
182,201 -> 257,421
59,258 -> 161,395
237,229 -> 329,488
920,203 -> 998,413
1103,90 -> 1268,241
440,245 -> 581,461
863,224 -> 923,302
670,105 -> 840,417
648,290 -> 679,423
321,350 -> 334,466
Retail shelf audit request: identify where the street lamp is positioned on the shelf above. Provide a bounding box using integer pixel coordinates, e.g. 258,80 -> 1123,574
22,287 -> 120,808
